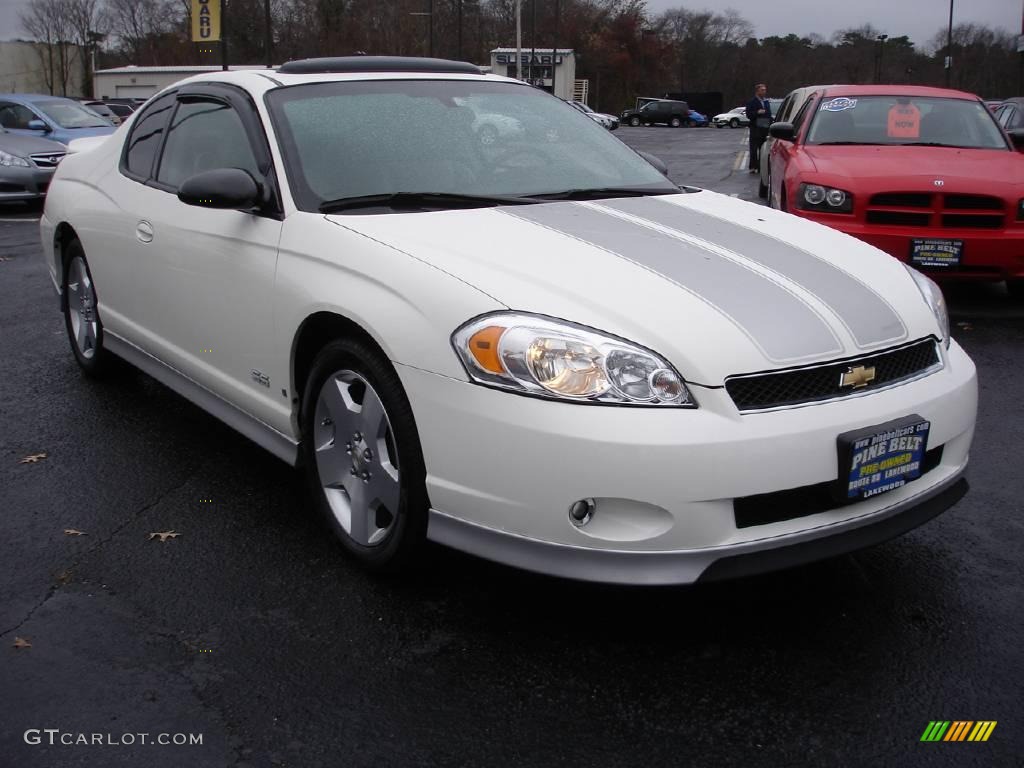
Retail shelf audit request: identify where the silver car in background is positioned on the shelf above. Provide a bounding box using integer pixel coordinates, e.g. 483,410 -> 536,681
0,127 -> 66,206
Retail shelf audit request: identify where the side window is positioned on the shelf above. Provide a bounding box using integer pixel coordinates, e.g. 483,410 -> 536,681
156,99 -> 259,189
791,95 -> 816,134
1011,108 -> 1024,130
0,103 -> 38,129
777,96 -> 793,123
1002,106 -> 1020,129
123,94 -> 175,180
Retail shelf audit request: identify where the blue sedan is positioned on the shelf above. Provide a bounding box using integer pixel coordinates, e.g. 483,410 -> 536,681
0,93 -> 116,146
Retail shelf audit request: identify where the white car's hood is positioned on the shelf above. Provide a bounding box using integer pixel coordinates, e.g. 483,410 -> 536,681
327,191 -> 940,385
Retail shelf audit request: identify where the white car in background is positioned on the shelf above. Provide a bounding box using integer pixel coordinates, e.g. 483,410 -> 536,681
714,106 -> 749,128
566,99 -> 619,130
40,57 -> 976,585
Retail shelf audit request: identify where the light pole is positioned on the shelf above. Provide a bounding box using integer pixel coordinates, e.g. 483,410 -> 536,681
875,34 -> 888,83
945,0 -> 954,87
515,0 -> 522,81
409,0 -> 433,58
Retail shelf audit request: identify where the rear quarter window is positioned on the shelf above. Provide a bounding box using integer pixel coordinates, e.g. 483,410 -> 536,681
122,94 -> 176,181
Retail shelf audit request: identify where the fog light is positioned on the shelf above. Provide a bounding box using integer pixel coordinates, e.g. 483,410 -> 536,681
569,498 -> 595,526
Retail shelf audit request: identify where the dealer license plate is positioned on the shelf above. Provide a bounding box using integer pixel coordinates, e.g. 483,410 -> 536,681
837,415 -> 931,500
910,239 -> 962,268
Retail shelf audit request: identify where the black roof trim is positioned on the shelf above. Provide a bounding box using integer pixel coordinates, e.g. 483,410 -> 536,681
277,56 -> 481,75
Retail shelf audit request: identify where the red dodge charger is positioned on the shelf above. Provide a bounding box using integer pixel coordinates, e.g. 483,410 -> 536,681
766,85 -> 1024,296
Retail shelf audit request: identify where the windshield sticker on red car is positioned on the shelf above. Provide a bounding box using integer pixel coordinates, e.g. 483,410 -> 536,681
887,103 -> 921,138
820,97 -> 857,112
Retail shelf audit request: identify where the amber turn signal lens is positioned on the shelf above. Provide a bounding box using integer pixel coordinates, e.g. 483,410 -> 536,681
467,326 -> 506,374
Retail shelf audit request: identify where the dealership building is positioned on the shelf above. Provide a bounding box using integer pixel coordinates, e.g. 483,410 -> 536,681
488,48 -> 581,102
92,64 -> 265,99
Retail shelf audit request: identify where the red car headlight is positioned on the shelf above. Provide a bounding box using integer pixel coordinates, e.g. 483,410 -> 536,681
797,183 -> 854,214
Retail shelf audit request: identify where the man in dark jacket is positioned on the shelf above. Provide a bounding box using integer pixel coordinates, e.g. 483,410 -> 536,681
745,83 -> 772,172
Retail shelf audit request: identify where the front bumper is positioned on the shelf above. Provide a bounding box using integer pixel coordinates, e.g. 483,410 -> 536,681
397,339 -> 977,584
0,165 -> 54,201
793,213 -> 1024,281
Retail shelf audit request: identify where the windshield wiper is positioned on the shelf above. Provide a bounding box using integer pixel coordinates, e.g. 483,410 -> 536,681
814,141 -> 879,146
319,191 -> 539,213
900,142 -> 974,149
529,187 -> 677,201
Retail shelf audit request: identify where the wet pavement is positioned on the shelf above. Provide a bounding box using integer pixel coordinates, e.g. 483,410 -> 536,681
1,128 -> 1021,767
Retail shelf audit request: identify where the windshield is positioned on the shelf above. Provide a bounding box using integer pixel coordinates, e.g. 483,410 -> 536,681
806,95 -> 1008,149
36,100 -> 111,129
266,79 -> 674,211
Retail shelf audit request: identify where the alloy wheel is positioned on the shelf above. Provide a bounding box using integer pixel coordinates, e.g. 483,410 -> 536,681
66,256 -> 98,360
312,370 -> 401,547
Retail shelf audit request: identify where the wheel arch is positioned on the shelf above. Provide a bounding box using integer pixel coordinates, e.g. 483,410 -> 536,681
53,222 -> 80,311
290,310 -> 393,426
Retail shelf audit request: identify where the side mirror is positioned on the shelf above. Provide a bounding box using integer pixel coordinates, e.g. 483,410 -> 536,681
178,168 -> 261,210
769,122 -> 796,141
27,119 -> 49,132
637,150 -> 669,177
1008,128 -> 1024,152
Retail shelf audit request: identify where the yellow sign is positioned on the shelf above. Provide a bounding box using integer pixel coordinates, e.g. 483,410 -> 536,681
191,0 -> 221,42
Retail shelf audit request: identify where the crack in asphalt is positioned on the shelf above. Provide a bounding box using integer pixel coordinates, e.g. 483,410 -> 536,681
0,466 -> 199,640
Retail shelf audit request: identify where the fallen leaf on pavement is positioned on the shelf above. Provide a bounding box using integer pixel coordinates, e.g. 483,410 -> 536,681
63,529 -> 87,536
55,570 -> 73,585
13,637 -> 32,649
19,452 -> 48,464
148,531 -> 181,542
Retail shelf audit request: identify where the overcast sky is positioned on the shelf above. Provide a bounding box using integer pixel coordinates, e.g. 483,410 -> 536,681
0,0 -> 1020,50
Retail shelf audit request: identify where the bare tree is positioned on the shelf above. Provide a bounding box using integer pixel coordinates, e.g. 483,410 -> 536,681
20,0 -> 78,95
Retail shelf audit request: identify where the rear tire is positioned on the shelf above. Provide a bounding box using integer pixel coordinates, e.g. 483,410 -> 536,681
629,116 -> 641,127
730,118 -> 740,128
62,238 -> 111,376
301,337 -> 429,573
670,117 -> 682,128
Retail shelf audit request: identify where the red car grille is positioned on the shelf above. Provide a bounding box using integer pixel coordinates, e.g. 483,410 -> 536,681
866,192 -> 1006,229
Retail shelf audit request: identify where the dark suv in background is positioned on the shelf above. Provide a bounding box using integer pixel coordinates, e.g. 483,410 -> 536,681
620,99 -> 690,127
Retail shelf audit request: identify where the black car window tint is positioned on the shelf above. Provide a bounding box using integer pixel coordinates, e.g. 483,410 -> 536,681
156,99 -> 259,189
124,95 -> 175,179
791,95 -> 816,133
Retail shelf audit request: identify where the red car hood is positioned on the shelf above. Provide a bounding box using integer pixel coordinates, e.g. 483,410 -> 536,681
800,145 -> 1023,189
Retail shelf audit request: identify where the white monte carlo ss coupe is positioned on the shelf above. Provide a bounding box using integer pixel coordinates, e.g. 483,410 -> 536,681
40,57 -> 977,584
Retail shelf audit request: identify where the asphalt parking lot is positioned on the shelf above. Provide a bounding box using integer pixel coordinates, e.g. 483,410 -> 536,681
2,127 -> 1022,767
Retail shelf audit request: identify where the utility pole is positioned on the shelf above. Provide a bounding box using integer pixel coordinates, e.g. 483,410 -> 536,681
264,0 -> 272,68
530,0 -> 536,85
429,0 -> 433,58
515,0 -> 522,80
457,0 -> 462,60
945,0 -> 954,87
551,0 -> 559,97
221,0 -> 228,71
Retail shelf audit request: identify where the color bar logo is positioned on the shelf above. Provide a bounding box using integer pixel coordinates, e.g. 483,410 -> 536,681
920,721 -> 997,742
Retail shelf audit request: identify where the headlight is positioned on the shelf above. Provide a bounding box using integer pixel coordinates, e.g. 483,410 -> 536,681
797,183 -> 853,213
452,313 -> 697,407
905,266 -> 950,349
0,149 -> 31,168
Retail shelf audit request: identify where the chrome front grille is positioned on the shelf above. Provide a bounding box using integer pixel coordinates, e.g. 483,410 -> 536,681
29,152 -> 65,168
725,338 -> 941,412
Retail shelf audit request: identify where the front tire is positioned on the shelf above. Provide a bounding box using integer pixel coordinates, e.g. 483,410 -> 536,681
670,117 -> 682,128
629,116 -> 641,127
730,118 -> 740,128
62,238 -> 110,376
301,338 -> 429,572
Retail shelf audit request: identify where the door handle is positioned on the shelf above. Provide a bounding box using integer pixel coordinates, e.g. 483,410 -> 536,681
136,220 -> 154,243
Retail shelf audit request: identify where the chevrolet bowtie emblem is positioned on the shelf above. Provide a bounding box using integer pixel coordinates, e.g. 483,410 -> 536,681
840,365 -> 876,389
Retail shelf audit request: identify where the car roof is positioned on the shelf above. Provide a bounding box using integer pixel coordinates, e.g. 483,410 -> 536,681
818,84 -> 981,101
152,64 -> 519,102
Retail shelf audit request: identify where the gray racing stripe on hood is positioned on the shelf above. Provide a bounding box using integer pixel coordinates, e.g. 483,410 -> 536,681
502,203 -> 842,362
600,196 -> 907,348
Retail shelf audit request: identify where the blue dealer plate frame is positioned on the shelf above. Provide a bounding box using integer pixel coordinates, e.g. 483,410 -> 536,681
837,415 -> 931,500
910,238 -> 963,268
